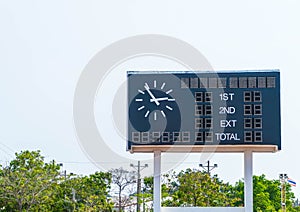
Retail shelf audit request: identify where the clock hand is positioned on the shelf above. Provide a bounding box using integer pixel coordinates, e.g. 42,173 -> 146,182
150,97 -> 175,102
144,84 -> 160,106
150,97 -> 168,102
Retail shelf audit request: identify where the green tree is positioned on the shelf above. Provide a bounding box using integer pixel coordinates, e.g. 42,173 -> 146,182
143,172 -> 300,211
142,169 -> 240,208
0,150 -> 113,212
141,176 -> 154,210
170,168 -> 239,207
141,173 -> 178,210
51,172 -> 113,211
0,150 -> 61,211
233,174 -> 297,212
78,172 -> 113,211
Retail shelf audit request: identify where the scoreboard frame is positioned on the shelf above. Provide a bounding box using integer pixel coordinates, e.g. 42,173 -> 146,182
127,70 -> 281,153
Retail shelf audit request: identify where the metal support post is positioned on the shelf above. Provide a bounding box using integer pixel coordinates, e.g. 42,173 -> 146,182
244,150 -> 253,212
154,151 -> 161,212
137,161 -> 141,212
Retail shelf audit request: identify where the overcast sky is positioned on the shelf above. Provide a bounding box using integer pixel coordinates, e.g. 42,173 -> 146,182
1,1 -> 300,197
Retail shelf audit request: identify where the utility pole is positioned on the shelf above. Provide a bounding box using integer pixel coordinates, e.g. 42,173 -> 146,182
59,163 -> 75,203
199,160 -> 218,175
279,173 -> 288,212
130,161 -> 148,212
59,163 -> 67,180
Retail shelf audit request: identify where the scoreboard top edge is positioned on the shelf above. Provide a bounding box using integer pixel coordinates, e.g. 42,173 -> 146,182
127,69 -> 280,76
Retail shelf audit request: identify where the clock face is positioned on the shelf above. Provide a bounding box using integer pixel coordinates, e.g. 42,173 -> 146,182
128,78 -> 181,142
135,81 -> 175,121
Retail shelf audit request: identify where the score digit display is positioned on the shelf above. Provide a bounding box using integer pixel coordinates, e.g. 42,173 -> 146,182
127,70 -> 281,152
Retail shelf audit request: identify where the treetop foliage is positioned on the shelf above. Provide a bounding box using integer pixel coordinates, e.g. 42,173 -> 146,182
0,150 -> 299,212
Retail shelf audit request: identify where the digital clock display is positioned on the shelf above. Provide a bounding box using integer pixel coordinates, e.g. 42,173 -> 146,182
127,70 -> 281,152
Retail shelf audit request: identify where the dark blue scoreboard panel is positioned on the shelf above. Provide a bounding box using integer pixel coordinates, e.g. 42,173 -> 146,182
127,70 -> 281,151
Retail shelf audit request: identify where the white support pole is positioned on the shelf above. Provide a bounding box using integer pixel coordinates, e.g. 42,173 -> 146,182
154,151 -> 161,212
244,150 -> 253,212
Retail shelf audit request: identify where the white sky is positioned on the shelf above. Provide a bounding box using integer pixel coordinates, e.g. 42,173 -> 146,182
0,0 -> 300,197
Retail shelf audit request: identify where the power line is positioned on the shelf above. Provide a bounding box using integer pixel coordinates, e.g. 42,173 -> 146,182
56,161 -> 207,164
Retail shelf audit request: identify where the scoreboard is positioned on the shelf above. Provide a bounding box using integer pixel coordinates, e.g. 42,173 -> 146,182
127,70 -> 281,152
